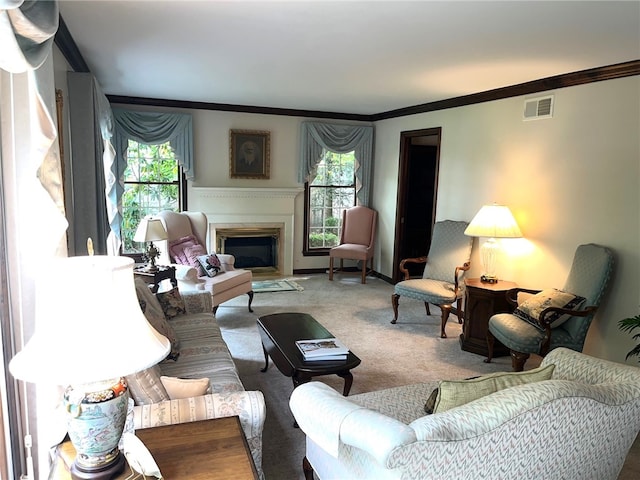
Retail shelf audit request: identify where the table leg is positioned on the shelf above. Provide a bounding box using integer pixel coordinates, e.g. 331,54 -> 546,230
260,345 -> 269,372
338,371 -> 353,396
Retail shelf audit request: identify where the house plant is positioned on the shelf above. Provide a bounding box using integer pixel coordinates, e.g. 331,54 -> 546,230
618,314 -> 640,361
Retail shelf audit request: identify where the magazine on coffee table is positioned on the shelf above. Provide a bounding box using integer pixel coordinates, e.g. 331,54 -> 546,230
296,337 -> 349,361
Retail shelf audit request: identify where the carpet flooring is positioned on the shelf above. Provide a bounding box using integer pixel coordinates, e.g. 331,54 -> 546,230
215,273 -> 639,480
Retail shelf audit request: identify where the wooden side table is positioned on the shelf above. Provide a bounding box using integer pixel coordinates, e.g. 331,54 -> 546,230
133,265 -> 177,293
459,278 -> 517,357
52,416 -> 259,479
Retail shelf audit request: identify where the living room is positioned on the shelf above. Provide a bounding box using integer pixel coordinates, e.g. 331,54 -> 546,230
2,1 -> 639,479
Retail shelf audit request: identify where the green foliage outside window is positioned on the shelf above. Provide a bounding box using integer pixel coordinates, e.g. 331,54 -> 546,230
308,151 -> 356,249
122,141 -> 180,252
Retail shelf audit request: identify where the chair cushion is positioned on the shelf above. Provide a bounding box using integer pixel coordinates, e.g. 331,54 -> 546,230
514,288 -> 586,329
184,244 -> 207,276
430,364 -> 556,413
169,235 -> 200,264
394,278 -> 458,304
329,243 -> 371,261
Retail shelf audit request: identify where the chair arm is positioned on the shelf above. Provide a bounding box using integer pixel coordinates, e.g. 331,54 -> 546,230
453,262 -> 471,292
538,306 -> 598,354
216,253 -> 237,272
398,256 -> 427,280
290,382 -> 415,464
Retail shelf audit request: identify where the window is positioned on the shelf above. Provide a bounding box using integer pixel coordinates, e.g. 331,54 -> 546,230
304,150 -> 356,254
122,140 -> 182,253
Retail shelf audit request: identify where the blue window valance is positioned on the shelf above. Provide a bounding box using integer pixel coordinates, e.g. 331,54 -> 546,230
298,122 -> 374,206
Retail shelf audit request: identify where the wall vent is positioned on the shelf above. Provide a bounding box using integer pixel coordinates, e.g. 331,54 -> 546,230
523,95 -> 554,121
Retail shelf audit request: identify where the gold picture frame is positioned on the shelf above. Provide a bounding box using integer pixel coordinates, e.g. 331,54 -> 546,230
229,129 -> 270,179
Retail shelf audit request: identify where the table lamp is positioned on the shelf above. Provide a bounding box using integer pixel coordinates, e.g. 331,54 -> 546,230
134,217 -> 168,273
464,203 -> 522,283
9,255 -> 170,479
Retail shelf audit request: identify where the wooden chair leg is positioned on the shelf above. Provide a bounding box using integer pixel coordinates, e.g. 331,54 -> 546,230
361,261 -> 366,284
485,330 -> 495,363
456,298 -> 463,324
329,256 -> 334,281
440,304 -> 451,339
247,291 -> 254,312
302,456 -> 315,480
510,351 -> 530,372
424,303 -> 431,316
391,293 -> 400,324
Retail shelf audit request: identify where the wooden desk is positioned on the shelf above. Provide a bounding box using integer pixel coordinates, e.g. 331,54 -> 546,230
459,278 -> 516,357
52,416 -> 258,480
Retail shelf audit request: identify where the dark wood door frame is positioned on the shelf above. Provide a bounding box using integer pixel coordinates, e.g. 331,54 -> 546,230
392,127 -> 441,283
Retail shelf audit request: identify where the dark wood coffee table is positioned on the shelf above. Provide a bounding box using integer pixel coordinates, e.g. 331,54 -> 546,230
257,312 -> 361,396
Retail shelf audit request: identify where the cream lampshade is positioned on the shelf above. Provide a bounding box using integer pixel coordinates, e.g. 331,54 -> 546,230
134,217 -> 168,273
9,255 -> 170,479
464,204 -> 523,283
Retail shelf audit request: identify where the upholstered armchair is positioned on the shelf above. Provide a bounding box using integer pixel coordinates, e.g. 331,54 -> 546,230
391,220 -> 472,338
486,243 -> 614,371
329,206 -> 377,284
290,347 -> 640,480
155,210 -> 254,313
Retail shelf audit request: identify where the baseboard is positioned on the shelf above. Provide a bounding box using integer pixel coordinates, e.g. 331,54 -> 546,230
292,268 -> 393,285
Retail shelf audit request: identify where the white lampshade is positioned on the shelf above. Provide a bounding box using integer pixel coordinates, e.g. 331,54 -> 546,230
134,217 -> 168,243
9,255 -> 170,385
464,204 -> 523,239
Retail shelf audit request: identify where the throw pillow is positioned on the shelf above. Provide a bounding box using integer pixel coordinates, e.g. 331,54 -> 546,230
514,288 -> 586,330
134,278 -> 180,360
125,365 -> 170,405
156,287 -> 187,320
196,253 -> 221,278
168,235 -> 199,265
431,364 -> 555,414
160,376 -> 211,400
184,244 -> 207,276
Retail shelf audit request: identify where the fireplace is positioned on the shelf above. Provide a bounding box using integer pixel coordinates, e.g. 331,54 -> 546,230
214,224 -> 284,276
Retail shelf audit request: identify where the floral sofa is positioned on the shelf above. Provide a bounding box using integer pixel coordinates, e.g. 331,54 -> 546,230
128,277 -> 265,477
290,347 -> 640,480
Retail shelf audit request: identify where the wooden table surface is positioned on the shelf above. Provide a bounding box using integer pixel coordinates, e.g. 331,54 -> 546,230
52,416 -> 258,479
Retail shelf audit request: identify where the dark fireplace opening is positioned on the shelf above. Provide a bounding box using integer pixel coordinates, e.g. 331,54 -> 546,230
224,236 -> 277,269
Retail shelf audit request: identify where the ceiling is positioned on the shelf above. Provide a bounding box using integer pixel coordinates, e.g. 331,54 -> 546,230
57,1 -> 640,116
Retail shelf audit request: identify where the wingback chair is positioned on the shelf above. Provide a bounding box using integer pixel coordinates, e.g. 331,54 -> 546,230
155,210 -> 254,313
329,206 -> 377,284
486,243 -> 614,371
391,220 -> 472,338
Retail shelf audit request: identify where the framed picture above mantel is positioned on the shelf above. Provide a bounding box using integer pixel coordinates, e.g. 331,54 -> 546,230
230,129 -> 270,179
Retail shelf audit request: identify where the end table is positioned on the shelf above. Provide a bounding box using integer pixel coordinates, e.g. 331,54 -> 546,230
459,278 -> 516,357
133,265 -> 177,293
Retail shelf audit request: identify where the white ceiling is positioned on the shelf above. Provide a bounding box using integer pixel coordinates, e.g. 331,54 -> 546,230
58,1 -> 640,115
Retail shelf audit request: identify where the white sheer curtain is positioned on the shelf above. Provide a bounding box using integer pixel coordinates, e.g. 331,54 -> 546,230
0,1 -> 67,478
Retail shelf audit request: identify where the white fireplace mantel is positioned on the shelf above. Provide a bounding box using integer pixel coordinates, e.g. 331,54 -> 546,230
189,187 -> 303,276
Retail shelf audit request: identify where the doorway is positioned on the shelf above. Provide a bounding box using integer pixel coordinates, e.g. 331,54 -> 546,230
392,128 -> 441,282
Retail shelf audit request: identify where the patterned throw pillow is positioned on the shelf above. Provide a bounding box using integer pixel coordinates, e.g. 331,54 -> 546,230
196,254 -> 222,278
156,287 -> 187,320
126,365 -> 170,405
514,288 -> 586,330
134,278 -> 180,360
184,244 -> 207,276
426,364 -> 555,414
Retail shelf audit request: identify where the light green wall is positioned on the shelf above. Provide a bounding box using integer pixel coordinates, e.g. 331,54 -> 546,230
106,76 -> 639,364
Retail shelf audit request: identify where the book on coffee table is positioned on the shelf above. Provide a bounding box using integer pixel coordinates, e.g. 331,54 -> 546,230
295,338 -> 349,361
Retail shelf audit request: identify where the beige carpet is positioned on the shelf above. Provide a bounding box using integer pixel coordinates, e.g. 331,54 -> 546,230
215,273 -> 639,480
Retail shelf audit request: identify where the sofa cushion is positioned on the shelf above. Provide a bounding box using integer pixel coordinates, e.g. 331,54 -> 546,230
126,365 -> 170,405
160,375 -> 210,399
134,278 -> 180,360
430,364 -> 555,413
156,287 -> 187,320
514,288 -> 586,329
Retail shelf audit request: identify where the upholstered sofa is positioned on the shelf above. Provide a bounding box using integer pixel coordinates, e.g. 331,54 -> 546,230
155,210 -> 254,313
290,347 -> 640,480
128,278 -> 265,477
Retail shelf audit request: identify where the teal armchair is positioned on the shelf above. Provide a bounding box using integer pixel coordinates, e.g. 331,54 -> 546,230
486,243 -> 614,371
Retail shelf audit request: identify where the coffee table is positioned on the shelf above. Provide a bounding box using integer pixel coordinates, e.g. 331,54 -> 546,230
257,312 -> 361,396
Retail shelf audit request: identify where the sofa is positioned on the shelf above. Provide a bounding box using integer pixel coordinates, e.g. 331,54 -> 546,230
290,347 -> 640,480
128,277 -> 266,477
155,210 -> 254,313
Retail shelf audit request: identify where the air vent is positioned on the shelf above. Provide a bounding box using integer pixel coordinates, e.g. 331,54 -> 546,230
523,95 -> 554,121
